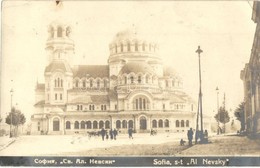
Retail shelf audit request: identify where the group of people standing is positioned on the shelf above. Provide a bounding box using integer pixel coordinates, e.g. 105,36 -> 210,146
100,128 -> 118,141
100,127 -> 134,141
186,128 -> 209,146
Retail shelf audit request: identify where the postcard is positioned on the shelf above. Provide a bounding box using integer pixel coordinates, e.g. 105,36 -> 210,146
0,0 -> 259,166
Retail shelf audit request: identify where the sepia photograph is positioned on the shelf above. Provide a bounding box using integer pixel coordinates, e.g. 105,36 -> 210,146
0,0 -> 260,166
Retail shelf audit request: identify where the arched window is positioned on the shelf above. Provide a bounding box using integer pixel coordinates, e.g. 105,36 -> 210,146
165,119 -> 169,128
152,120 -> 157,128
99,121 -> 104,129
128,120 -> 134,129
146,76 -> 149,83
186,120 -> 189,127
57,27 -> 63,37
142,43 -> 145,51
54,79 -> 57,87
66,27 -> 71,37
75,80 -> 79,88
127,43 -> 131,51
158,119 -> 163,128
104,80 -> 107,88
93,121 -> 98,129
81,121 -> 85,129
86,121 -> 92,129
57,78 -> 60,87
90,79 -> 93,88
61,79 -> 63,87
92,105 -> 95,110
124,76 -> 127,84
172,80 -> 175,87
122,120 -> 127,128
138,76 -> 141,83
53,118 -> 60,131
121,43 -> 124,52
134,96 -> 149,110
176,120 -> 180,127
74,121 -> 79,129
66,121 -> 71,129
97,80 -> 100,88
89,105 -> 92,110
166,80 -> 169,87
130,76 -> 134,84
83,81 -> 86,87
135,43 -> 138,51
116,120 -> 121,129
181,120 -> 185,127
105,120 -> 110,129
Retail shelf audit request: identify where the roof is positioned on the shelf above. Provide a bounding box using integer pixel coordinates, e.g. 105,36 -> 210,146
163,66 -> 180,77
34,100 -> 45,107
73,65 -> 109,78
69,95 -> 109,104
119,62 -> 155,75
45,61 -> 72,73
36,83 -> 45,90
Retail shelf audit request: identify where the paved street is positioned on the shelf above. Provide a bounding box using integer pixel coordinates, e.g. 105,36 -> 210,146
0,133 -> 259,156
0,132 -> 184,156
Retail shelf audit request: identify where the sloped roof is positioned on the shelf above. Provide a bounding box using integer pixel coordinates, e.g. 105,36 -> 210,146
168,94 -> 186,103
34,100 -> 45,107
73,65 -> 109,78
45,61 -> 72,73
69,95 -> 109,104
119,62 -> 155,75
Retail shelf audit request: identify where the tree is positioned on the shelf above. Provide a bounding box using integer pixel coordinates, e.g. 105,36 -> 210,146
6,107 -> 26,137
234,102 -> 245,131
214,106 -> 230,133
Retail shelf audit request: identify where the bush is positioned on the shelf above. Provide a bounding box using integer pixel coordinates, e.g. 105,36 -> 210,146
0,129 -> 6,136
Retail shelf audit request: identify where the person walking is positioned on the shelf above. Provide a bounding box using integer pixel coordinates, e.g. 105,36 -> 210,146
128,127 -> 133,139
187,128 -> 194,146
113,128 -> 118,140
100,128 -> 106,141
109,129 -> 113,140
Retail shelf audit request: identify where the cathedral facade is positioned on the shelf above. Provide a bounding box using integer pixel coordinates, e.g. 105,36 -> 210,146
31,21 -> 197,135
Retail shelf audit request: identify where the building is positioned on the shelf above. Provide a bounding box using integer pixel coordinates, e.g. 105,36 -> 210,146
240,1 -> 260,136
31,21 -> 198,135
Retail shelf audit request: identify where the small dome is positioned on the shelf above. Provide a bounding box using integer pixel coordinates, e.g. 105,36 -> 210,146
119,62 -> 155,75
163,66 -> 181,78
111,28 -> 156,44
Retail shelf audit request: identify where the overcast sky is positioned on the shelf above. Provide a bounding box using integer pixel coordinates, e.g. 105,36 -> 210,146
1,1 -> 256,123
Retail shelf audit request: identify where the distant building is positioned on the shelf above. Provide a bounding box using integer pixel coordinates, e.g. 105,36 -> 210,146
30,21 -> 199,135
240,1 -> 260,136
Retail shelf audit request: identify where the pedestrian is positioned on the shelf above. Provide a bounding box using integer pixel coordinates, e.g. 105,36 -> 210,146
106,131 -> 109,140
109,129 -> 113,140
187,128 -> 194,146
113,128 -> 118,140
180,139 -> 185,146
203,130 -> 208,143
128,127 -> 133,139
100,128 -> 106,141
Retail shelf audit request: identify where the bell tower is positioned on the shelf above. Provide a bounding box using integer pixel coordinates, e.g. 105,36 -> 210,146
46,21 -> 75,66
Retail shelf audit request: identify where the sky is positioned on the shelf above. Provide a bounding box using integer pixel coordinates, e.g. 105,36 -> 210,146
1,1 -> 256,124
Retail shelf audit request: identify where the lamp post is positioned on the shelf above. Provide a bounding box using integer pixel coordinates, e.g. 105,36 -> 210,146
10,89 -> 14,138
216,87 -> 220,135
195,46 -> 204,143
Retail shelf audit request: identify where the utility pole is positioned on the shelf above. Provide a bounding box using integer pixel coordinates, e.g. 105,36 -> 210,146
216,87 -> 220,134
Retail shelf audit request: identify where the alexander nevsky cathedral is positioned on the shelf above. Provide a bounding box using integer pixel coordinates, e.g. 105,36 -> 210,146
31,21 -> 200,135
